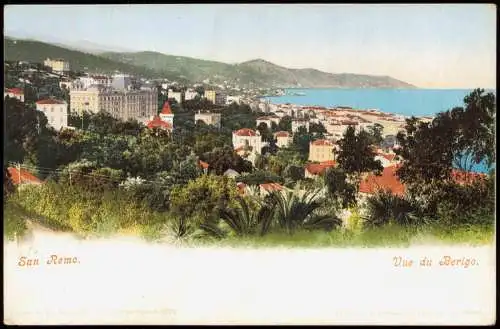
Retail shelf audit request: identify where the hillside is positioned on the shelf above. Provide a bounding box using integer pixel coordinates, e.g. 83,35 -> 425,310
4,37 -> 416,89
101,53 -> 416,89
3,38 -> 186,81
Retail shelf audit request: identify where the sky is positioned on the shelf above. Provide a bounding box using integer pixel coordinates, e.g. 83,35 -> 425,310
4,4 -> 497,89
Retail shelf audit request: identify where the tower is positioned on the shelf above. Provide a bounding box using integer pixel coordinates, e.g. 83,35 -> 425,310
159,101 -> 174,126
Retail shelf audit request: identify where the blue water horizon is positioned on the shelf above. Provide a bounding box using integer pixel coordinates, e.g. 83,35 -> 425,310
263,88 -> 495,174
263,88 -> 495,117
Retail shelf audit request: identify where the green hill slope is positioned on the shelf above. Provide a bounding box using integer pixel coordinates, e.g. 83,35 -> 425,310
4,38 -> 182,80
101,53 -> 416,88
4,37 -> 416,88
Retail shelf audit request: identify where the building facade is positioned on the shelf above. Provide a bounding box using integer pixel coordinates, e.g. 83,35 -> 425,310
36,99 -> 68,131
274,131 -> 292,148
195,111 -> 222,128
308,139 -> 336,162
44,58 -> 70,73
167,89 -> 183,104
232,128 -> 267,155
69,85 -> 157,123
184,89 -> 199,101
292,119 -> 310,133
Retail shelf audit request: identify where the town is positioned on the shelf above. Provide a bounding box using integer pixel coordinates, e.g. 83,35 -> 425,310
4,56 -> 495,246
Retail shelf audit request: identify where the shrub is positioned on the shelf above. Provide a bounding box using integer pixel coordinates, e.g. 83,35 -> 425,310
362,191 -> 425,228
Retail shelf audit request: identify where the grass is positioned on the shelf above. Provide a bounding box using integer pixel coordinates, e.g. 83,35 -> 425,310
4,199 -> 495,248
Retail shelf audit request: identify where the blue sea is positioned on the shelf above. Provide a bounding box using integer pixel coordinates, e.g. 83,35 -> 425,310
264,88 -> 496,174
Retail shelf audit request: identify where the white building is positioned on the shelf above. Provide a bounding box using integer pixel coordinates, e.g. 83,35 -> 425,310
4,88 -> 24,102
232,128 -> 267,156
292,119 -> 310,133
274,131 -> 293,148
69,85 -> 157,123
184,89 -> 199,101
226,96 -> 241,105
36,99 -> 68,131
256,116 -> 280,129
73,75 -> 113,90
43,58 -> 70,74
168,89 -> 183,104
195,111 -> 222,128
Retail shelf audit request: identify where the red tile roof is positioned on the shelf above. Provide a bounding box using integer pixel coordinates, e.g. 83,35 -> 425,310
311,139 -> 334,146
36,99 -> 66,105
359,165 -> 405,196
234,128 -> 257,137
305,161 -> 337,176
5,88 -> 24,95
161,101 -> 173,115
199,160 -> 209,169
7,167 -> 43,185
260,182 -> 284,192
451,169 -> 487,185
147,115 -> 173,130
274,131 -> 290,138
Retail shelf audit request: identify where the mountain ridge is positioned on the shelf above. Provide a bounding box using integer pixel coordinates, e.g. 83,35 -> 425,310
4,37 -> 416,89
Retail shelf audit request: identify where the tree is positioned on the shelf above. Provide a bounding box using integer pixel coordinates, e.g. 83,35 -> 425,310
278,116 -> 292,132
394,89 -> 496,217
237,170 -> 284,186
323,167 -> 357,208
268,189 -> 341,234
366,123 -> 384,146
292,126 -> 314,158
309,122 -> 327,137
218,195 -> 277,236
4,167 -> 16,200
256,122 -> 273,142
169,174 -> 238,236
337,126 -> 383,180
202,146 -> 253,175
362,191 -> 424,228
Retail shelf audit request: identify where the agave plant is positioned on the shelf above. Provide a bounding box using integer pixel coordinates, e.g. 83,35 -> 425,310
362,190 -> 423,227
268,188 -> 341,234
218,195 -> 277,236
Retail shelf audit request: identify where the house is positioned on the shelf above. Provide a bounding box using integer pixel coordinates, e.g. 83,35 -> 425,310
358,165 -> 405,198
308,139 -> 336,162
7,167 -> 43,186
195,111 -> 221,128
292,119 -> 310,133
167,89 -> 183,104
184,89 -> 199,101
43,58 -> 70,74
274,131 -> 292,148
4,88 -> 24,102
36,99 -> 69,131
232,128 -> 267,155
256,116 -> 280,129
146,115 -> 173,131
304,160 -> 337,179
159,101 -> 174,126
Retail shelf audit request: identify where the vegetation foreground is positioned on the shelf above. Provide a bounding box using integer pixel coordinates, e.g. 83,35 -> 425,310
3,89 -> 496,248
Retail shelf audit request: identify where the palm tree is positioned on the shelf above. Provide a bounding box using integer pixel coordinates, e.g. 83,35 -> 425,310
362,190 -> 423,228
219,195 -> 276,236
268,189 -> 341,234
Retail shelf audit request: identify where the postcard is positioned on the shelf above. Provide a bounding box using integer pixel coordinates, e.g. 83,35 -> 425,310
3,3 -> 496,325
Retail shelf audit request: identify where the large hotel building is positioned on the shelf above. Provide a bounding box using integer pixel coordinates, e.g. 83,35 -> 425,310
69,84 -> 157,123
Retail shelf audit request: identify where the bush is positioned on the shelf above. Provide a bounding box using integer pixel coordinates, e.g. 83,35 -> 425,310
363,191 -> 425,228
